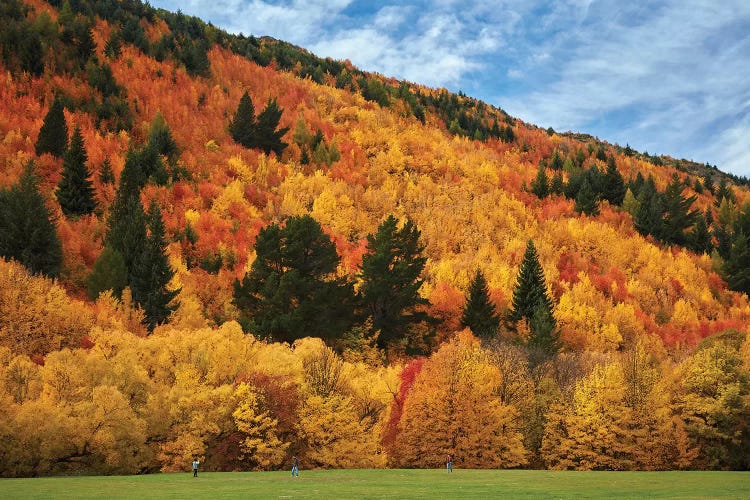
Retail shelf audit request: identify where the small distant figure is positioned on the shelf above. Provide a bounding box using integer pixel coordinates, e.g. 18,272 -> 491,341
192,458 -> 199,477
291,455 -> 299,477
446,454 -> 452,473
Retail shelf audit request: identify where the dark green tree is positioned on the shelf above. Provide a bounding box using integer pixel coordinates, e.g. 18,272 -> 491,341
634,178 -> 662,239
358,215 -> 436,352
233,215 -> 356,343
130,200 -> 180,331
255,98 -> 290,156
574,176 -> 599,216
550,171 -> 564,196
509,240 -> 559,357
549,150 -> 564,171
105,173 -> 147,284
509,240 -> 554,325
147,111 -> 180,165
660,173 -> 698,246
723,231 -> 750,295
689,211 -> 713,255
530,164 -> 549,199
629,171 -> 646,198
229,90 -> 257,149
595,144 -> 607,162
714,178 -> 736,208
86,246 -> 127,300
527,304 -> 561,363
56,125 -> 96,217
35,95 -> 68,158
602,154 -> 626,206
0,160 -> 62,277
563,168 -> 585,200
460,269 -> 500,339
99,157 -> 115,185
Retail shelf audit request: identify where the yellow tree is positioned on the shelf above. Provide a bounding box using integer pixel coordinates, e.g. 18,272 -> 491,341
295,340 -> 385,468
541,362 -> 635,470
232,382 -> 289,470
393,330 -> 526,468
671,340 -> 750,469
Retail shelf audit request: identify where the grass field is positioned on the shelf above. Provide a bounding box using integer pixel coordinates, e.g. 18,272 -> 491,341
1,469 -> 749,499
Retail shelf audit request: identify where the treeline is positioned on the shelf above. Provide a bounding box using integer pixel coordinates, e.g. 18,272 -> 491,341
529,149 -> 750,296
0,275 -> 747,476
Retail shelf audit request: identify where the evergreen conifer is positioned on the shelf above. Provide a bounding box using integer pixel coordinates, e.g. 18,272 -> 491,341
359,215 -> 436,352
460,269 -> 500,339
509,240 -> 558,356
575,176 -> 600,216
35,95 -> 68,158
56,125 -> 96,217
130,200 -> 180,331
0,160 -> 62,277
229,91 -> 257,148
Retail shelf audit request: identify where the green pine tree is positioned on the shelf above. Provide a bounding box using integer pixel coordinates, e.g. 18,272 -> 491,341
255,98 -> 290,156
689,211 -> 713,255
714,178 -> 736,208
130,200 -> 180,331
358,215 -> 436,352
723,230 -> 750,295
0,160 -> 62,277
105,185 -> 147,284
527,304 -> 561,363
634,179 -> 662,239
549,150 -> 564,171
229,91 -> 257,149
99,157 -> 115,185
574,176 -> 600,216
660,173 -> 698,246
233,215 -> 356,343
531,164 -> 549,199
147,111 -> 180,164
86,246 -> 128,300
35,95 -> 68,158
460,269 -> 500,339
56,125 -> 96,217
602,154 -> 626,206
550,171 -> 565,196
509,241 -> 559,361
509,240 -> 555,328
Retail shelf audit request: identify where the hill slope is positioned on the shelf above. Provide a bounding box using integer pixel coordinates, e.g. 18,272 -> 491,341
0,0 -> 748,475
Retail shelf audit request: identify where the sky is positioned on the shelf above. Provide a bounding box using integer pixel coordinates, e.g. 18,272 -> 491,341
149,0 -> 750,178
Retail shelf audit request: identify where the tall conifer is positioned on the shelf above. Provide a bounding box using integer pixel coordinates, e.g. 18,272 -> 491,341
508,240 -> 559,360
130,200 -> 180,331
56,125 -> 96,217
0,160 -> 62,277
461,269 -> 500,339
359,215 -> 436,352
35,95 -> 68,158
229,91 -> 257,148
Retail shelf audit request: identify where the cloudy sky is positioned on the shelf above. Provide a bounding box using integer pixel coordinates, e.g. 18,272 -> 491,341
150,0 -> 750,177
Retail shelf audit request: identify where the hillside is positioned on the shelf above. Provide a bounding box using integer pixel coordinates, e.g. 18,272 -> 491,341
0,0 -> 749,475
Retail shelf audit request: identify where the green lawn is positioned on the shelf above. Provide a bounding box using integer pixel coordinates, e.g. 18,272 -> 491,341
1,469 -> 748,499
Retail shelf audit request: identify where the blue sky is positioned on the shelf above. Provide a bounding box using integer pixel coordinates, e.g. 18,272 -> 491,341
150,0 -> 750,178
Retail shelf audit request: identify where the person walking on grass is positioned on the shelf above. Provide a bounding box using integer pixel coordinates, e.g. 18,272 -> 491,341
291,455 -> 299,477
192,458 -> 199,477
446,454 -> 452,473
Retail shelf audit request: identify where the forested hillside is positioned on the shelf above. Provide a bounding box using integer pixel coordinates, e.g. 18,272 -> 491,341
0,0 -> 748,475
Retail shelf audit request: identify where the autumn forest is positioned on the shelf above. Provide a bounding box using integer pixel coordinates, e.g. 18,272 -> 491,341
0,0 -> 749,476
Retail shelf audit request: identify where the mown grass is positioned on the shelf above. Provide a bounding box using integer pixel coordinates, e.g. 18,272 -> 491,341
1,469 -> 748,499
